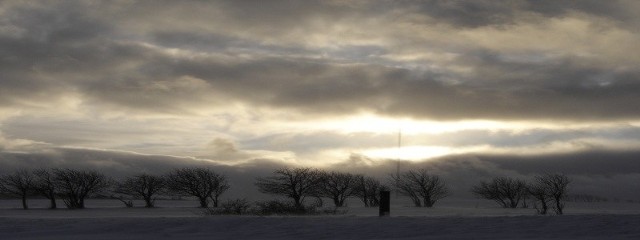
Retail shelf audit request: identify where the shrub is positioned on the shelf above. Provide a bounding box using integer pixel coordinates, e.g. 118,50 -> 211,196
253,200 -> 319,216
204,198 -> 252,215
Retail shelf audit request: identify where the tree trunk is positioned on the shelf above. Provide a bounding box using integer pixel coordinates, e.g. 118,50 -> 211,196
333,197 -> 341,207
423,197 -> 434,208
21,194 -> 28,210
144,197 -> 154,208
49,197 -> 57,209
293,196 -> 303,209
538,200 -> 548,215
212,196 -> 219,208
198,197 -> 208,208
555,199 -> 563,215
314,196 -> 324,207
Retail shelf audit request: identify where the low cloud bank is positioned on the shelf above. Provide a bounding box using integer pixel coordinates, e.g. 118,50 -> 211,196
2,147 -> 638,201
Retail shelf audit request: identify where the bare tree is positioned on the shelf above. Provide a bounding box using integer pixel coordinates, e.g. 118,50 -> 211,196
255,167 -> 324,208
471,177 -> 527,208
33,169 -> 58,209
53,168 -> 110,209
390,169 -> 449,207
0,169 -> 34,210
537,173 -> 571,215
527,180 -> 550,215
319,171 -> 357,207
114,174 -> 166,208
393,174 -> 422,207
166,168 -> 230,208
354,175 -> 386,207
209,174 -> 230,208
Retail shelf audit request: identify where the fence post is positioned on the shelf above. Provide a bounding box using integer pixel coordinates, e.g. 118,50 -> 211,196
379,190 -> 390,216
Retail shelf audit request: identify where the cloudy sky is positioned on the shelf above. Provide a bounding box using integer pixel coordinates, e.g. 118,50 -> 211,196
1,1 -> 640,198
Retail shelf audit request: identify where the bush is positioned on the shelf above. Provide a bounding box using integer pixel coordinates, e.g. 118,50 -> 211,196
203,199 -> 349,216
204,198 -> 252,215
253,200 -> 319,216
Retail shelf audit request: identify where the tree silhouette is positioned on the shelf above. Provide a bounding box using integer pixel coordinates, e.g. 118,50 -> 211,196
390,169 -> 449,207
527,180 -> 550,215
33,169 -> 58,209
167,167 -> 229,208
354,175 -> 385,207
114,174 -> 167,208
537,173 -> 571,215
255,167 -> 324,209
0,169 -> 34,210
318,171 -> 357,207
53,168 -> 110,209
471,177 -> 527,208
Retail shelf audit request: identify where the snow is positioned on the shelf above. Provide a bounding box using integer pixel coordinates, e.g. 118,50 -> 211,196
1,199 -> 640,239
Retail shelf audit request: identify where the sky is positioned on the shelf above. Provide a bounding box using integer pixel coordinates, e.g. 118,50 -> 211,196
1,1 -> 640,199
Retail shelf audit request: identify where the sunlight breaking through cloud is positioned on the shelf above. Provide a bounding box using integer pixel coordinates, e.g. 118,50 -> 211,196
0,0 -> 639,177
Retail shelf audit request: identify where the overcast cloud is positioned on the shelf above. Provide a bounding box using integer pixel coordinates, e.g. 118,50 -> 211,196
1,0 -> 640,200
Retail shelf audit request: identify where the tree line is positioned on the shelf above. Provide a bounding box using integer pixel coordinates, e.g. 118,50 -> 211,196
255,167 -> 453,210
0,166 -> 570,215
0,168 -> 229,209
471,173 -> 571,215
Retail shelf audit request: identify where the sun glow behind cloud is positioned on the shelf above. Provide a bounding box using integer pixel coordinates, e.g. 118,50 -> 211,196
1,0 -> 640,171
280,114 -> 640,163
307,113 -> 514,135
363,145 -> 453,161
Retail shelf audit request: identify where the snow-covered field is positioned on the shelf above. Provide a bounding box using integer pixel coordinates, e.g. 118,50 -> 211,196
1,199 -> 640,239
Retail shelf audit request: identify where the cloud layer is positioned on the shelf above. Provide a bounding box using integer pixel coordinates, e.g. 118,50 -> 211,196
1,1 -> 640,200
2,0 -> 640,120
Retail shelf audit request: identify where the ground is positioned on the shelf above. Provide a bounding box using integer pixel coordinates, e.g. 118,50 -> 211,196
1,199 -> 639,239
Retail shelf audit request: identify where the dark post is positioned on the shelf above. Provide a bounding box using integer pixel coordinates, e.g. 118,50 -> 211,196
379,190 -> 390,216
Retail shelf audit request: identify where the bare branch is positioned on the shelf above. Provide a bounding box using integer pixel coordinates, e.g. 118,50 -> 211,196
53,168 -> 110,209
390,169 -> 449,207
114,174 -> 167,208
255,167 -> 324,208
471,177 -> 527,208
0,169 -> 35,210
166,168 -> 229,208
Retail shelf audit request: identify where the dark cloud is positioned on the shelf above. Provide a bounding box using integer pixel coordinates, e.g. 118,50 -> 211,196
1,0 -> 640,200
71,49 -> 640,120
409,0 -> 521,28
408,0 -> 634,28
386,53 -> 640,120
1,0 -> 639,120
477,150 -> 640,176
522,0 -> 632,21
4,35 -> 640,120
